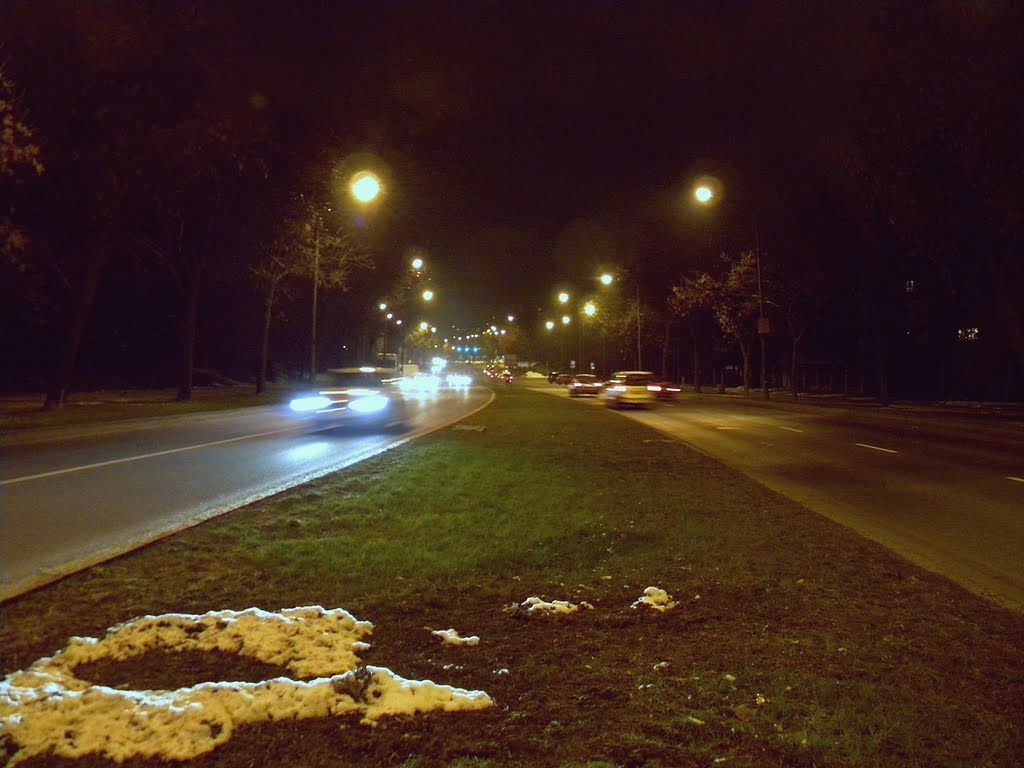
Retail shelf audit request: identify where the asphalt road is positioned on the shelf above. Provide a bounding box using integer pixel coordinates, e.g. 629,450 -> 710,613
0,386 -> 493,600
530,380 -> 1024,612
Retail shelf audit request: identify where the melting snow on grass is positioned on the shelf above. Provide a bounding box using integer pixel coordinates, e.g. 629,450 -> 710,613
432,628 -> 480,646
520,596 -> 594,614
632,586 -> 678,611
0,606 -> 492,765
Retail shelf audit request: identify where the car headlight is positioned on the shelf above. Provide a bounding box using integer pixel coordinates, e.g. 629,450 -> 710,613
290,395 -> 333,412
348,394 -> 390,413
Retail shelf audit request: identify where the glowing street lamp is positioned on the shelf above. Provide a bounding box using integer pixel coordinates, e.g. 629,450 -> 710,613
422,289 -> 434,302
694,180 -> 769,399
350,171 -> 382,204
558,291 -> 570,304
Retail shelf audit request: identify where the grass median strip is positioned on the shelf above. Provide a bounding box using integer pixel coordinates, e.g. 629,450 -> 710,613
2,384 -> 1022,767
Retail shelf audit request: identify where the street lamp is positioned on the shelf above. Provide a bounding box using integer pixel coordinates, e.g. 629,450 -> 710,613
600,272 -> 642,370
350,171 -> 382,204
580,301 -> 597,373
694,183 -> 769,400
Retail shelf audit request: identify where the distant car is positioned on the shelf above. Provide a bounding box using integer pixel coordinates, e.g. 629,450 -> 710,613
547,371 -> 559,383
649,381 -> 681,400
568,374 -> 602,397
288,366 -> 409,431
603,371 -> 657,409
555,372 -> 575,385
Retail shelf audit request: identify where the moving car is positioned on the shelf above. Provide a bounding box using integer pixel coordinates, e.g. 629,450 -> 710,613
555,372 -> 575,385
568,374 -> 602,397
288,366 -> 409,431
603,371 -> 657,409
649,381 -> 682,401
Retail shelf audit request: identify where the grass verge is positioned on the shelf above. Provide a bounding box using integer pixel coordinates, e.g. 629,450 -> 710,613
2,384 -> 1022,767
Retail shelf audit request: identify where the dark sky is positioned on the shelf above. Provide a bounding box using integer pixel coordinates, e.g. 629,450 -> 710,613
205,2 -> 865,322
6,1 -> 1015,331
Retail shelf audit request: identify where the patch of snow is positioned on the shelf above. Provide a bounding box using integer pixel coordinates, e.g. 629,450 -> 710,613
520,597 -> 594,614
0,606 -> 492,765
432,628 -> 480,646
631,586 -> 678,611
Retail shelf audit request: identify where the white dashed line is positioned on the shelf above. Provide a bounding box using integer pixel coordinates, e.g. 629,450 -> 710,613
716,426 -> 741,430
855,443 -> 898,454
1007,476 -> 1024,484
778,426 -> 803,433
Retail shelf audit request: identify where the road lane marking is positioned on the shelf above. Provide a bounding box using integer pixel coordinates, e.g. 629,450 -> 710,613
1007,476 -> 1024,483
0,428 -> 293,486
716,426 -> 741,430
855,442 -> 898,454
778,426 -> 803,433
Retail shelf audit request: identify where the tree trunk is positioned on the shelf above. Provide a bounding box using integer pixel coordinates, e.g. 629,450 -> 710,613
875,324 -> 890,407
791,336 -> 801,401
177,267 -> 201,402
257,286 -> 275,395
660,318 -> 672,379
691,324 -> 702,393
44,243 -> 109,410
739,337 -> 751,394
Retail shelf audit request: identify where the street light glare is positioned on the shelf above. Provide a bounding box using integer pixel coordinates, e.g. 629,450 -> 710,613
379,302 -> 387,311
545,320 -> 555,330
600,274 -> 613,285
584,302 -> 597,316
350,171 -> 381,203
411,257 -> 424,270
422,289 -> 434,301
562,315 -> 571,325
558,292 -> 570,303
695,185 -> 714,204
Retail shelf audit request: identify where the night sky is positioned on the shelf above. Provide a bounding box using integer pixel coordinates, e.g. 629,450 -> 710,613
3,1 -> 1021,392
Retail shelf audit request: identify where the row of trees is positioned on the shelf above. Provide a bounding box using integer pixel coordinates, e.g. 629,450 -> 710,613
1,7 -> 382,407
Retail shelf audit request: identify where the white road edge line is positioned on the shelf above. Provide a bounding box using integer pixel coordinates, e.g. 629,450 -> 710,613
1007,476 -> 1024,483
716,426 -> 741,430
855,442 -> 898,454
779,426 -> 803,433
0,428 -> 294,486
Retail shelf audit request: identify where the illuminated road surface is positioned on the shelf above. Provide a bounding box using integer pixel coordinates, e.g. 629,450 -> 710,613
533,382 -> 1024,612
0,387 -> 492,600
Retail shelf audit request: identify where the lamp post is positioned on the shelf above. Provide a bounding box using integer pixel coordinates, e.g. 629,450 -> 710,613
581,301 -> 596,373
694,184 -> 769,400
309,211 -> 323,380
600,272 -> 642,370
310,171 -> 381,379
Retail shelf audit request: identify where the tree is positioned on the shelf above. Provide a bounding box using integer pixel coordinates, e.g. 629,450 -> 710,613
0,65 -> 44,258
669,272 -> 717,392
712,252 -> 762,394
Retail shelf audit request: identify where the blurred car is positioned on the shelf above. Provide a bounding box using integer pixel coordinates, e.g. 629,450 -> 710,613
649,381 -> 681,401
567,374 -> 602,397
288,366 -> 409,430
547,371 -> 559,383
555,372 -> 575,385
603,370 -> 657,409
